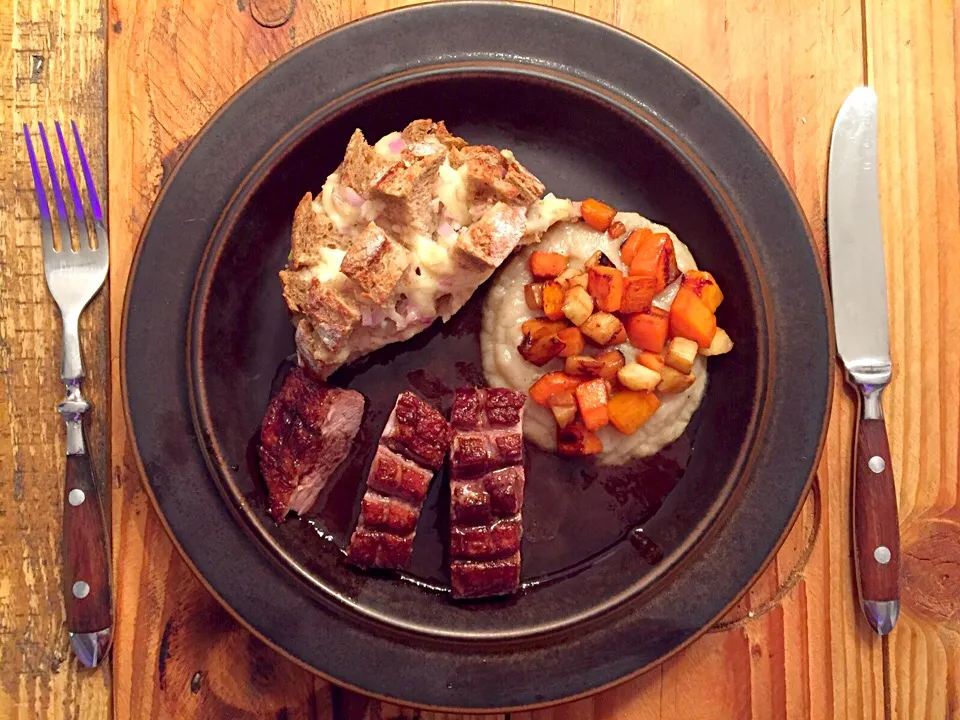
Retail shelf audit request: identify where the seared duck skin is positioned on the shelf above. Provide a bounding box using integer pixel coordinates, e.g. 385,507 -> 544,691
346,391 -> 453,570
448,388 -> 527,598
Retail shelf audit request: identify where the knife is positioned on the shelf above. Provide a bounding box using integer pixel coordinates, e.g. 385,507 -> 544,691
827,86 -> 901,635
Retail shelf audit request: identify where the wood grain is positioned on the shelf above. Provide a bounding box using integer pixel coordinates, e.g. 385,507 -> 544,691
0,0 -> 112,717
865,0 -> 960,717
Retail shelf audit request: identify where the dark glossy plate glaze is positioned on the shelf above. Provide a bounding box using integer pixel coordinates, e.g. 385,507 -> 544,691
123,2 -> 833,710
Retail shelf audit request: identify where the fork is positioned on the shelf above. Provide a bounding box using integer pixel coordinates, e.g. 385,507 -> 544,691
24,121 -> 112,668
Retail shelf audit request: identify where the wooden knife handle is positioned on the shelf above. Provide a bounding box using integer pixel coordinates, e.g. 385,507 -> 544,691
853,414 -> 901,631
62,452 -> 113,635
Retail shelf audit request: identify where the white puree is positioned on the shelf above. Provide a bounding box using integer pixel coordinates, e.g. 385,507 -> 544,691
482,212 -> 708,465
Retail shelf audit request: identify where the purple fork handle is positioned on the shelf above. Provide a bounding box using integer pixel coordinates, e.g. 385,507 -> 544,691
62,451 -> 113,663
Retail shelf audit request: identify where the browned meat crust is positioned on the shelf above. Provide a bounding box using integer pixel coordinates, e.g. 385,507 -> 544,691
259,369 -> 365,522
448,388 -> 527,599
346,392 -> 453,570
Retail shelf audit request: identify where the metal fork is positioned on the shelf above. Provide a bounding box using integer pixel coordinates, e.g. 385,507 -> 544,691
24,121 -> 112,668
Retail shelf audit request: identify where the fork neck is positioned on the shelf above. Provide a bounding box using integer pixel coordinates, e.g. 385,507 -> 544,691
60,309 -> 84,383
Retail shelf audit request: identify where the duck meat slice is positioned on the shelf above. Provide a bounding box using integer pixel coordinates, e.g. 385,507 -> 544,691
347,392 -> 453,570
259,369 -> 365,522
448,388 -> 527,599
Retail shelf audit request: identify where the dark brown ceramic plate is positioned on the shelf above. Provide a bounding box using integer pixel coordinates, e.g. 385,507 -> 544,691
122,1 -> 833,711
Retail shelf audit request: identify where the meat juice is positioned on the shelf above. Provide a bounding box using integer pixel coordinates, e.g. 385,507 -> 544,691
248,289 -> 696,594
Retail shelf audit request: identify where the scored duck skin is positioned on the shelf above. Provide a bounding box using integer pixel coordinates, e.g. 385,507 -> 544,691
259,369 -> 365,522
448,388 -> 527,599
346,392 -> 453,570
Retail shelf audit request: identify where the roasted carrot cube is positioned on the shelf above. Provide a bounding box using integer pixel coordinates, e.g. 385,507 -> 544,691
620,228 -> 650,266
620,275 -> 658,314
681,270 -> 724,312
581,198 -> 617,231
556,326 -> 585,357
587,266 -> 624,312
595,349 -> 626,380
542,281 -> 566,321
575,378 -> 609,430
628,232 -> 678,291
608,390 -> 661,434
529,372 -> 582,405
669,287 -> 717,348
624,307 -> 669,352
557,421 -> 603,455
611,325 -> 628,346
636,351 -> 665,372
530,251 -> 569,279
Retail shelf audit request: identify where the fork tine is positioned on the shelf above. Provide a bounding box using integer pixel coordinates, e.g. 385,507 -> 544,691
38,122 -> 73,253
71,120 -> 108,254
22,125 -> 56,256
54,121 -> 93,252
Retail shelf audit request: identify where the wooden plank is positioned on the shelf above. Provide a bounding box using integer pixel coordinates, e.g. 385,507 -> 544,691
864,0 -> 960,718
107,1 -> 878,719
0,0 -> 112,718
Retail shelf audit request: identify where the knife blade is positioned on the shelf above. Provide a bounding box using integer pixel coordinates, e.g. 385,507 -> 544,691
827,86 -> 901,635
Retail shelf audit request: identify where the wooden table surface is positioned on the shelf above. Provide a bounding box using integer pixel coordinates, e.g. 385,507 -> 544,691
2,0 -> 958,718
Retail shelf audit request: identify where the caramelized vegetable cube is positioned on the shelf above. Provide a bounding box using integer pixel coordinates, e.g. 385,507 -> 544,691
608,221 -> 627,239
658,366 -> 696,393
699,327 -> 734,356
587,266 -> 624,312
557,268 -> 589,290
636,351 -> 666,372
547,391 -> 577,429
518,332 -> 565,366
562,286 -> 594,326
580,312 -> 623,346
581,198 -> 617,231
611,325 -> 628,346
620,275 -> 658,314
682,270 -> 724,312
530,251 -> 569,279
557,421 -> 603,455
665,337 -> 699,375
594,349 -> 626,380
575,378 -> 610,430
520,318 -> 567,337
564,355 -> 605,377
556,327 -> 585,357
524,282 -> 544,311
542,280 -> 566,321
529,372 -> 582,405
617,362 -> 661,391
624,307 -> 669,352
628,232 -> 679,291
669,287 -> 717,348
584,250 -> 616,269
608,390 -> 661,434
619,228 -> 649,266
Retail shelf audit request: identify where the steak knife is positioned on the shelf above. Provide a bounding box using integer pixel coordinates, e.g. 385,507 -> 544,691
827,86 -> 900,634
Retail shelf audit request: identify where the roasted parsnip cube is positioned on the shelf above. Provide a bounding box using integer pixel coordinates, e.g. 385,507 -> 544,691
584,250 -> 616,269
564,355 -> 605,377
518,332 -> 565,367
699,327 -> 734,356
658,366 -> 696,393
665,337 -> 699,375
562,286 -> 594,326
580,312 -> 623,346
617,362 -> 662,391
547,390 -> 578,428
524,282 -> 544,311
595,349 -> 626,379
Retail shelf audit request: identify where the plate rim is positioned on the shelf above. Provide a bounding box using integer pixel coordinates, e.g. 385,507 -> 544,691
121,0 -> 835,710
